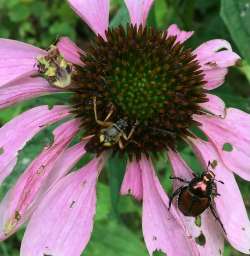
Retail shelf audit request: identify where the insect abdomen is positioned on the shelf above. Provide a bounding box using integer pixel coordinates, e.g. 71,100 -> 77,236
178,188 -> 210,217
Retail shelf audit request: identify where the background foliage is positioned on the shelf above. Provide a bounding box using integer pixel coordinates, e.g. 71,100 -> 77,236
0,0 -> 250,255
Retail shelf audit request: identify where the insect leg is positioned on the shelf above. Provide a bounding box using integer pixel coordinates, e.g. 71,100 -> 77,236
93,97 -> 113,127
118,140 -> 125,150
209,204 -> 227,234
169,176 -> 189,183
104,106 -> 115,121
123,120 -> 139,140
211,183 -> 221,197
168,186 -> 184,210
215,179 -> 224,184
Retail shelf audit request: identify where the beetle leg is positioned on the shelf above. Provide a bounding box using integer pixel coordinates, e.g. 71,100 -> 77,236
211,183 -> 221,197
192,172 -> 197,178
214,193 -> 221,197
168,186 -> 184,210
215,179 -> 224,184
169,176 -> 189,183
209,205 -> 227,234
93,96 -> 113,127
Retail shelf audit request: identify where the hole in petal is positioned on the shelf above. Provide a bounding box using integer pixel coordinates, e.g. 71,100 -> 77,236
0,147 -> 4,155
219,249 -> 222,255
195,232 -> 206,246
216,47 -> 228,52
222,143 -> 233,152
153,251 -> 165,256
195,216 -> 202,227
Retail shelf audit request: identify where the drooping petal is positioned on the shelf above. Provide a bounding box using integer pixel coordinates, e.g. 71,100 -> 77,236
193,39 -> 240,90
0,105 -> 70,185
124,0 -> 154,27
199,94 -> 226,118
139,156 -> 194,256
0,77 -> 59,109
0,39 -> 46,87
67,0 -> 109,39
194,108 -> 250,180
193,39 -> 232,61
0,119 -> 80,239
167,24 -> 194,44
57,37 -> 85,66
203,69 -> 228,90
120,159 -> 143,201
20,156 -> 105,256
198,51 -> 240,71
190,138 -> 250,254
167,150 -> 224,256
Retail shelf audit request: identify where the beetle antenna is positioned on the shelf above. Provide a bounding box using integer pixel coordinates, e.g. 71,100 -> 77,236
207,160 -> 213,170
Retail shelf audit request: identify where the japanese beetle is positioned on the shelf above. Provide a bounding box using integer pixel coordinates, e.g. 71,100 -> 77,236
169,161 -> 226,233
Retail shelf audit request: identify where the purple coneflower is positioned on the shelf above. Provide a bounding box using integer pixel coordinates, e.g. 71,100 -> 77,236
0,0 -> 250,255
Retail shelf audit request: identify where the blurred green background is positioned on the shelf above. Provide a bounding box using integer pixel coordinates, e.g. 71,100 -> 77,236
0,0 -> 250,255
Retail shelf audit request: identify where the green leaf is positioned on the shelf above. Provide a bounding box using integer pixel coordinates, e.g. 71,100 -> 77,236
106,155 -> 127,218
8,5 -> 30,22
96,183 -> 111,221
84,220 -> 148,256
110,2 -> 130,28
221,0 -> 250,63
238,60 -> 250,82
154,0 -> 169,29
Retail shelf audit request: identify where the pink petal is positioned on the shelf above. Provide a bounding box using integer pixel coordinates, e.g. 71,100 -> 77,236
199,212 -> 225,256
167,150 -> 224,256
193,39 -> 232,61
46,141 -> 87,185
0,120 -> 80,239
167,24 -> 194,44
199,94 -> 226,118
0,39 -> 46,87
20,156 -> 105,256
120,159 -> 143,201
0,77 -> 59,109
139,156 -> 194,256
57,37 -> 85,66
0,105 -> 70,185
194,108 -> 250,180
203,69 -> 228,90
199,51 -> 240,70
193,39 -> 240,90
190,138 -> 250,254
124,0 -> 154,27
67,0 -> 109,39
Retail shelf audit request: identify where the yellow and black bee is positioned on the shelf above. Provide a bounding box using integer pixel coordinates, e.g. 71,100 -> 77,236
36,45 -> 74,88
